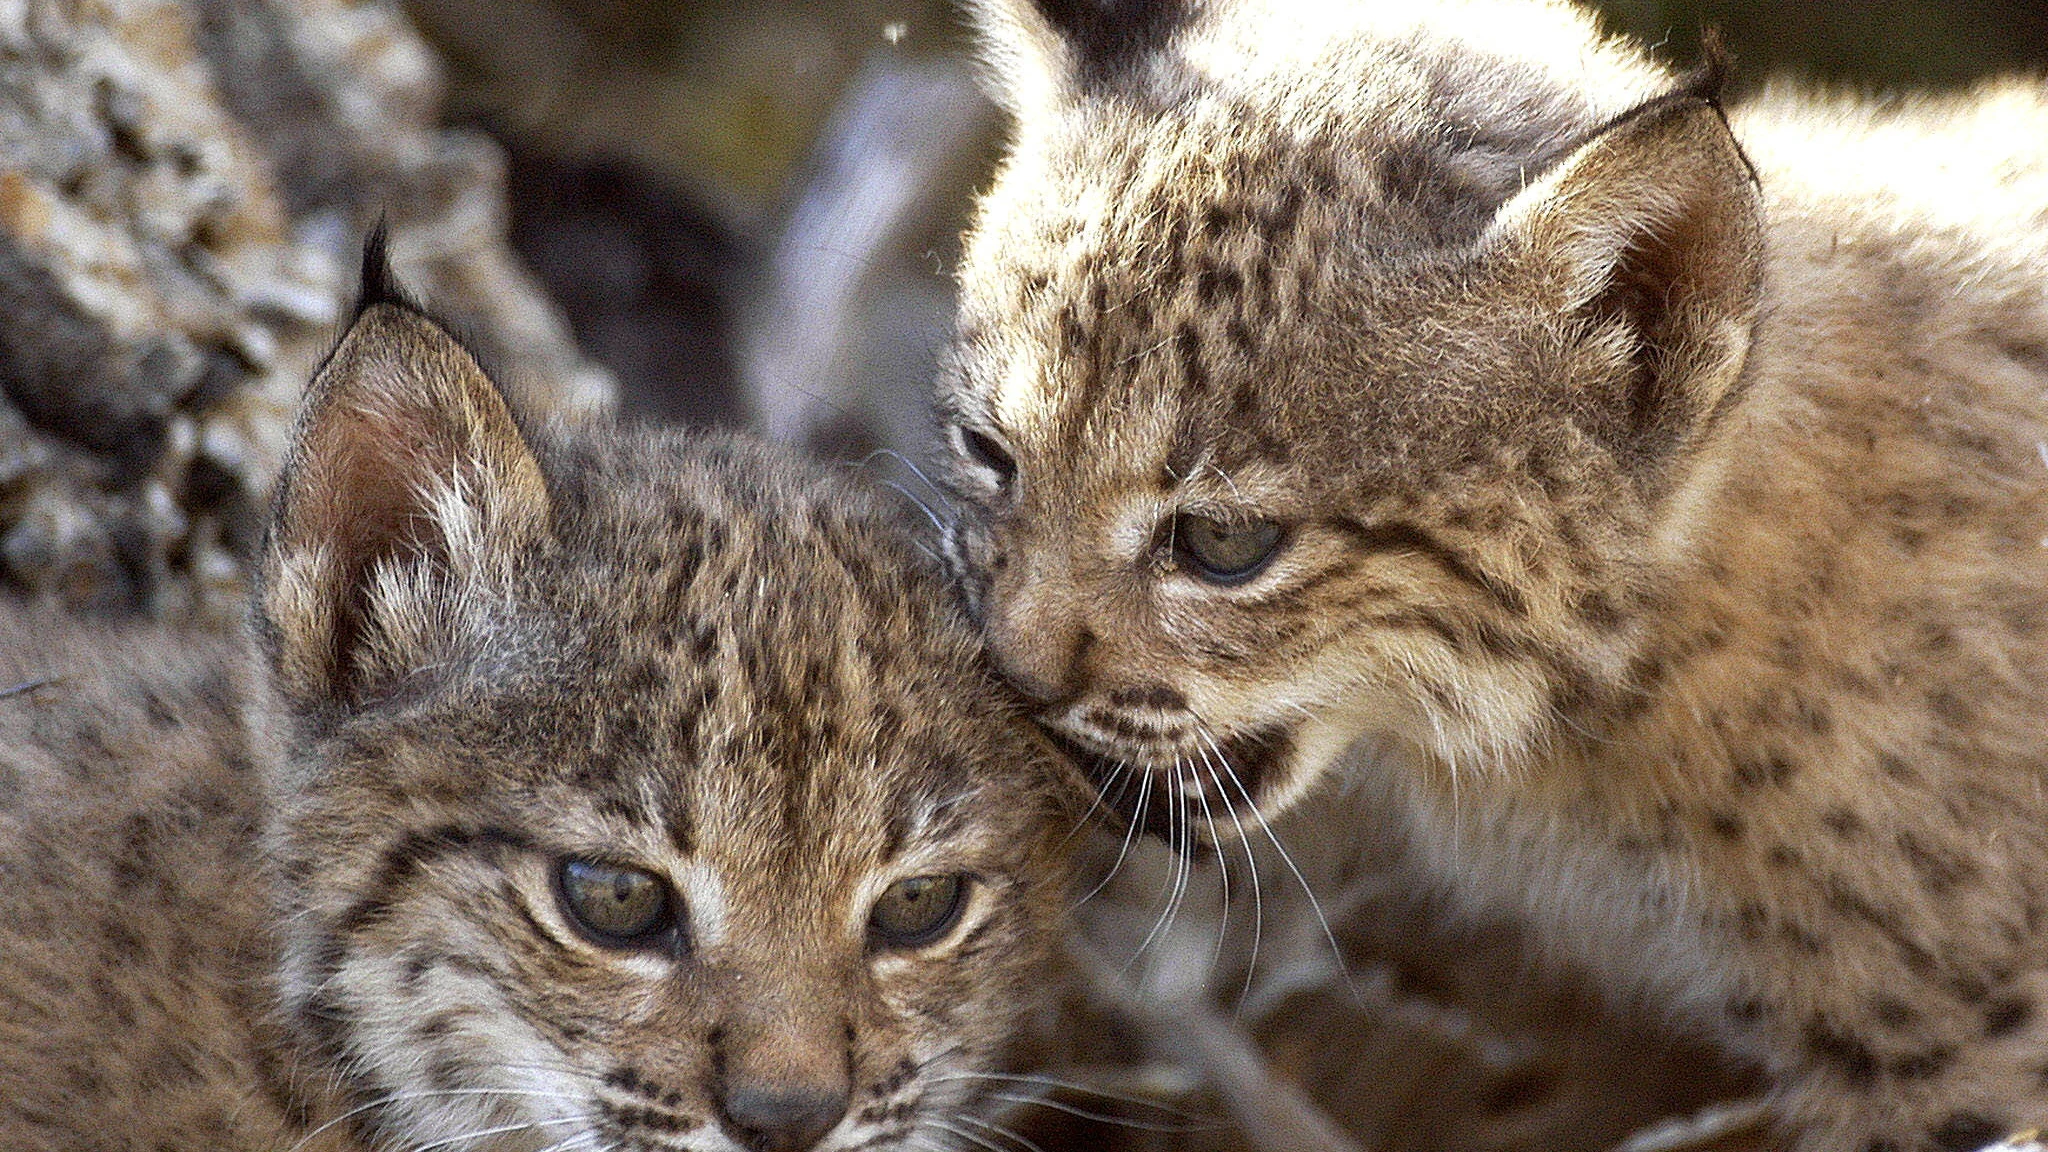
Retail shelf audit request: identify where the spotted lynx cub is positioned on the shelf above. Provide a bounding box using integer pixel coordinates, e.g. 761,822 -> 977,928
0,248 -> 1080,1151
936,1 -> 2048,1149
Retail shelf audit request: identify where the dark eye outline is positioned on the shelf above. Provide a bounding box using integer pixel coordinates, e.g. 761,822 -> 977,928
1172,513 -> 1287,585
554,857 -> 684,951
954,425 -> 1017,489
868,873 -> 972,951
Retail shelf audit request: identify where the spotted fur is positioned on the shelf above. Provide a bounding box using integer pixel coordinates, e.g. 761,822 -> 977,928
0,258 -> 1082,1150
938,2 -> 2048,1148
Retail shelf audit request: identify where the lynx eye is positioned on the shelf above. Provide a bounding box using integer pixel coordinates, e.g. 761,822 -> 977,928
869,874 -> 969,950
956,426 -> 1017,488
556,859 -> 677,947
1174,514 -> 1286,584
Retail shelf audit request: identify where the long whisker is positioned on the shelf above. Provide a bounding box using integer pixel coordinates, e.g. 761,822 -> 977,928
926,1072 -> 1207,1123
926,1116 -> 1017,1152
1057,757 -> 1119,850
884,449 -> 961,516
1074,761 -> 1147,909
1161,763 -> 1194,962
282,1088 -> 586,1152
880,479 -> 952,536
1202,726 -> 1351,992
1126,766 -> 1184,969
407,1115 -> 583,1152
1185,754 -> 1232,978
1196,729 -> 1264,1010
980,1090 -> 1206,1135
958,1111 -> 1051,1152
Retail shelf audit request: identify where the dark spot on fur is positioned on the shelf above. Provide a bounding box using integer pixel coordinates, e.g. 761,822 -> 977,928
1928,689 -> 1971,725
1226,316 -> 1257,355
1804,1018 -> 1879,1088
1983,996 -> 2033,1038
1889,1048 -> 1955,1080
1871,996 -> 1918,1030
1733,753 -> 1797,790
1780,922 -> 1827,955
1767,844 -> 1802,870
1108,683 -> 1188,712
1733,903 -> 1768,940
1821,808 -> 1863,839
1930,1113 -> 2007,1152
1898,832 -> 1979,895
141,690 -> 177,729
1174,322 -> 1208,392
1706,810 -> 1744,840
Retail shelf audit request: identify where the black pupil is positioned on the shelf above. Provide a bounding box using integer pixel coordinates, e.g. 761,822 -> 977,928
872,875 -> 963,947
561,859 -> 670,944
1178,515 -> 1283,581
961,428 -> 1015,484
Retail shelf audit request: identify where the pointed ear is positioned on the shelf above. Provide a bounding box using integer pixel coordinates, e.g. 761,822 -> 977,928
257,288 -> 551,713
964,0 -> 1191,116
1483,96 -> 1763,466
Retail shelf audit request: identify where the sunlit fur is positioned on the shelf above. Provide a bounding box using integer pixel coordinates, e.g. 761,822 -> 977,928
940,1 -> 2048,1149
0,293 -> 1082,1151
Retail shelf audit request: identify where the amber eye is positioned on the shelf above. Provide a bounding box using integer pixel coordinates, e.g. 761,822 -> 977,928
869,874 -> 969,949
956,426 -> 1017,488
557,859 -> 678,947
1174,514 -> 1286,584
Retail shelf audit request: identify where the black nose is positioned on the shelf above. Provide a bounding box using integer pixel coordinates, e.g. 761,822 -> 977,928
721,1081 -> 848,1152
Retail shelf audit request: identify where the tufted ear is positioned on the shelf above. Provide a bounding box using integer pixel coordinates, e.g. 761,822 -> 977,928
964,0 -> 1192,116
1483,92 -> 1764,470
256,235 -> 551,715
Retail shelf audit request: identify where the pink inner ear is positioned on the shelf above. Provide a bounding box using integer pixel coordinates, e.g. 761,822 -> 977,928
290,388 -> 465,691
262,302 -> 550,707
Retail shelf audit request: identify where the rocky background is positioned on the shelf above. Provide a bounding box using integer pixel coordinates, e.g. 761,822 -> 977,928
1,2 -> 2041,1150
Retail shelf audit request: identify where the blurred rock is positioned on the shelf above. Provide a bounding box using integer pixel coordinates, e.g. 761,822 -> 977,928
0,0 -> 613,622
497,138 -> 746,429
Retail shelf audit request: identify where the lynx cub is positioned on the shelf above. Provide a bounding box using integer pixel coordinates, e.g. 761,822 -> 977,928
0,248 -> 1080,1151
936,1 -> 2048,1149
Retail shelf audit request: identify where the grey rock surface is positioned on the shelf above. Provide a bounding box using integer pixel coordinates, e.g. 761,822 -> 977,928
0,0 -> 612,622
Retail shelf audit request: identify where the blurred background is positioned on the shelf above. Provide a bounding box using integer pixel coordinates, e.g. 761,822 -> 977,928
0,3 -> 2042,1148
3,0 -> 2043,619
415,0 -> 2048,459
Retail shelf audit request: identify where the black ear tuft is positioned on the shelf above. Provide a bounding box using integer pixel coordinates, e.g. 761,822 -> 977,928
1032,0 -> 1192,84
351,218 -> 422,322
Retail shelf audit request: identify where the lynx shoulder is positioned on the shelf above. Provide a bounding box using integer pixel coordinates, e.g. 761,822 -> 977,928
0,247 -> 1081,1151
936,2 -> 2048,1149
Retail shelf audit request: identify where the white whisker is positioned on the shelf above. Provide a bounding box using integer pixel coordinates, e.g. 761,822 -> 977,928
851,448 -> 960,516
980,1090 -> 1206,1135
1196,729 -> 1265,1010
880,479 -> 951,536
925,1071 -> 1205,1121
282,1088 -> 586,1152
958,1111 -> 1049,1152
1186,755 -> 1232,978
1074,761 -> 1147,909
406,1114 -> 583,1152
1126,766 -> 1184,970
926,1116 -> 1015,1152
1195,722 -> 1350,994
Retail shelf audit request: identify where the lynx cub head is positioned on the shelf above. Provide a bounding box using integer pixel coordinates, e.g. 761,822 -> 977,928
940,0 -> 1761,823
254,247 -> 1079,1151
